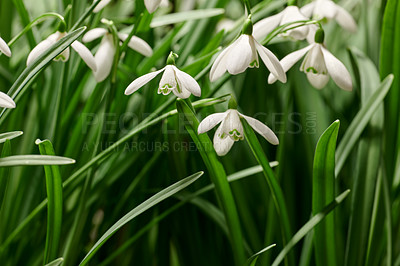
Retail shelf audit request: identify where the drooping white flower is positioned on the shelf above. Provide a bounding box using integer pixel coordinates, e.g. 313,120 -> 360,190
300,0 -> 357,32
0,36 -> 11,57
210,17 -> 286,83
198,109 -> 279,156
268,29 -> 352,91
83,28 -> 153,82
253,6 -> 317,42
0,91 -> 16,109
26,31 -> 97,72
125,53 -> 201,99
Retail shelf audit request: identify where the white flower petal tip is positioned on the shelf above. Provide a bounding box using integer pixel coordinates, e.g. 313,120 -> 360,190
255,42 -> 286,83
197,112 -> 227,134
322,47 -> 352,91
93,0 -> 111,13
0,37 -> 11,57
82,28 -> 108,43
125,68 -> 164,95
145,0 -> 162,13
71,41 -> 97,71
240,113 -> 279,145
0,91 -> 16,109
118,33 -> 153,57
93,34 -> 116,82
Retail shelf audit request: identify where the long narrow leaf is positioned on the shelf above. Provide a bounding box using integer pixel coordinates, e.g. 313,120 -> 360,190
36,139 -> 63,264
79,171 -> 203,265
312,120 -> 340,266
0,155 -> 75,167
272,190 -> 351,266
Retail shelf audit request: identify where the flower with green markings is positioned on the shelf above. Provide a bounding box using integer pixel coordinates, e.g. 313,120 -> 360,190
26,29 -> 97,71
83,27 -> 153,82
268,29 -> 352,91
125,52 -> 201,99
253,6 -> 317,42
300,0 -> 357,32
0,36 -> 11,57
198,109 -> 279,156
0,91 -> 16,109
210,16 -> 286,83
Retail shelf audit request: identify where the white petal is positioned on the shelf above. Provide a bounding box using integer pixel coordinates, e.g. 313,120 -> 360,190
213,125 -> 235,156
254,41 -> 286,83
224,109 -> 244,140
71,41 -> 97,71
300,2 -> 316,17
93,35 -> 115,82
322,47 -> 352,91
314,0 -> 337,19
173,66 -> 201,97
0,91 -> 15,109
26,38 -> 54,66
226,35 -> 255,75
172,86 -> 191,99
118,33 -> 153,57
93,0 -> 111,13
82,28 -> 108,43
159,65 -> 177,95
198,112 -> 227,134
240,113 -> 279,145
306,72 -> 330,89
252,13 -> 283,42
0,36 -> 11,57
335,5 -> 357,32
54,47 -> 70,62
300,44 -> 327,75
268,45 -> 312,83
281,7 -> 311,40
209,47 -> 230,82
125,68 -> 164,95
145,0 -> 162,13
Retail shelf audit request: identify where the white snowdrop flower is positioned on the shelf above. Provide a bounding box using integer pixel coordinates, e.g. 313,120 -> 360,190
0,36 -> 11,57
26,25 -> 97,72
268,29 -> 352,91
125,52 -> 201,99
0,91 -> 16,109
198,108 -> 279,156
253,5 -> 317,42
210,16 -> 286,83
83,28 -> 153,82
300,0 -> 357,32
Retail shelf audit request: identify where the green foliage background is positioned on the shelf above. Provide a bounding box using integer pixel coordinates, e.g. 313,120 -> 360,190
0,0 -> 399,265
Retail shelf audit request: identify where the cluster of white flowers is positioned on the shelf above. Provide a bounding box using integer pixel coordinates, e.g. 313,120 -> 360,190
0,0 -> 357,156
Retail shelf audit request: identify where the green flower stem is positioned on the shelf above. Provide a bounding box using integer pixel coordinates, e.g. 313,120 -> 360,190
241,118 -> 294,266
176,98 -> 246,266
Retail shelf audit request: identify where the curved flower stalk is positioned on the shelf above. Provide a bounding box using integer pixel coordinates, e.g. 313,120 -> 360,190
93,0 -> 164,13
210,16 -> 286,83
300,0 -> 357,32
125,52 -> 201,98
0,36 -> 11,57
83,28 -> 153,82
26,29 -> 97,72
0,92 -> 16,109
198,108 -> 279,156
268,29 -> 352,91
253,5 -> 317,42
